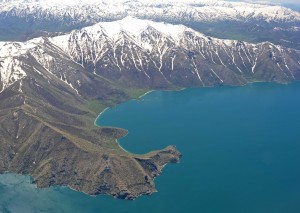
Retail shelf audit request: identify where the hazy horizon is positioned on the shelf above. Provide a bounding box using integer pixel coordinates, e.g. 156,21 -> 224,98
228,0 -> 300,5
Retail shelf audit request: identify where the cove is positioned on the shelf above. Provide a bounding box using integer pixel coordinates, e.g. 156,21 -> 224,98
1,82 -> 300,213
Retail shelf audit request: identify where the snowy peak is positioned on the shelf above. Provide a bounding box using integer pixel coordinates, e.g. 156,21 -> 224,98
98,17 -> 187,38
0,40 -> 41,92
0,57 -> 26,92
0,40 -> 40,57
74,17 -> 192,39
50,17 -> 211,53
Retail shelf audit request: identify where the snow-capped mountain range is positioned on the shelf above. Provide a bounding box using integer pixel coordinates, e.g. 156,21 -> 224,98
0,0 -> 299,25
1,17 -> 299,95
1,0 -> 299,51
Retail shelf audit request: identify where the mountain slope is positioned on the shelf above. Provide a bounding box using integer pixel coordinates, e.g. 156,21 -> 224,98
0,17 -> 300,199
2,17 -> 297,90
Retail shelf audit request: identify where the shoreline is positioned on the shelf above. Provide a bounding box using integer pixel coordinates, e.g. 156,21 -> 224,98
93,81 -> 296,127
138,90 -> 154,99
93,90 -> 155,155
93,107 -> 109,126
93,81 -> 297,156
94,89 -> 156,127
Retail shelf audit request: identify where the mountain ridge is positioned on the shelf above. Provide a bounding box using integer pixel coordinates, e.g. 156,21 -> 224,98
1,0 -> 299,23
1,17 -> 300,94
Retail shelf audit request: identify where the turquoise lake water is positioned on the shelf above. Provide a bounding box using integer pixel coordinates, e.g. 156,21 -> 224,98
1,83 -> 300,213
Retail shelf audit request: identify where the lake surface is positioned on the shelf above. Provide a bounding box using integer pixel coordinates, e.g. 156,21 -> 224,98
1,83 -> 300,213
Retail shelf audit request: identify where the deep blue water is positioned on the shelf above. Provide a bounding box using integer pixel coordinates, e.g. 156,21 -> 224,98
1,83 -> 300,213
